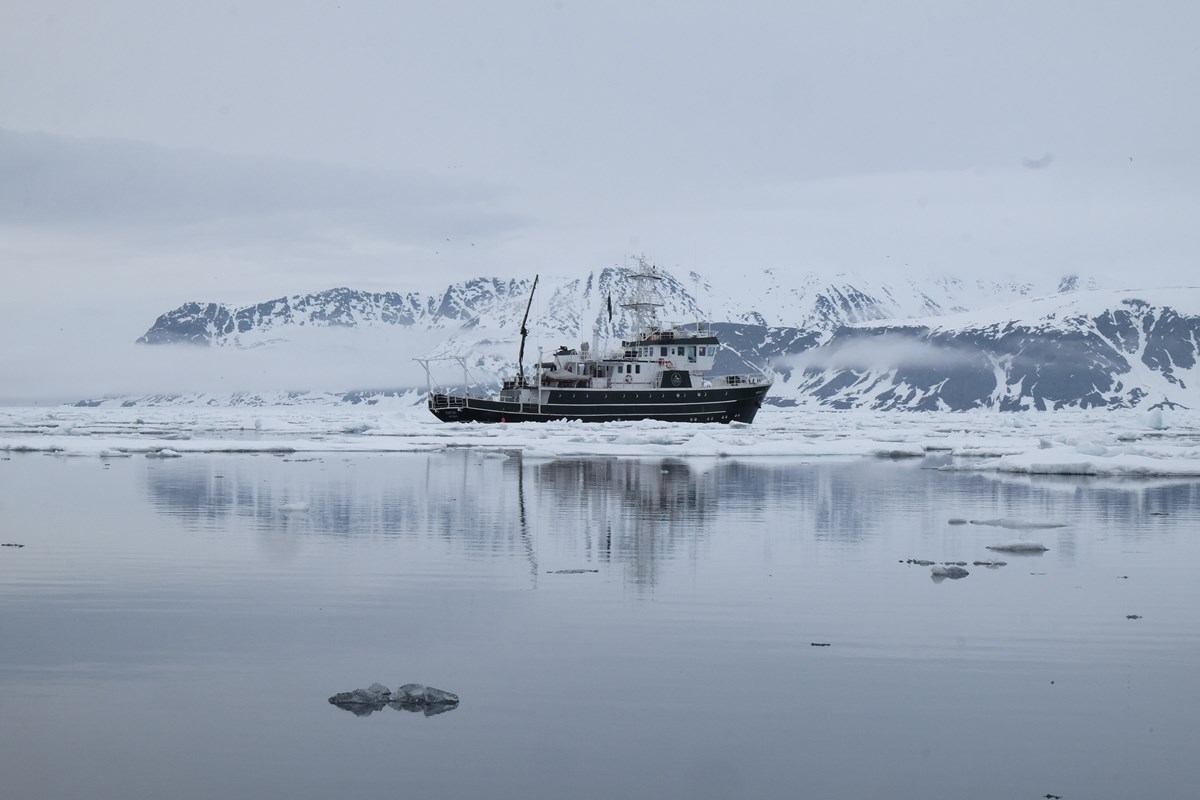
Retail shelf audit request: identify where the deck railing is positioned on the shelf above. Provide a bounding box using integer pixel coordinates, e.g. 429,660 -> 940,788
428,393 -> 468,409
719,374 -> 769,386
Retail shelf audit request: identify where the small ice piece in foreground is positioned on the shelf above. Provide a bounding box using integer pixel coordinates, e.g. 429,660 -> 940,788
328,687 -> 390,716
146,448 -> 182,458
931,565 -> 969,579
393,683 -> 460,706
365,683 -> 392,700
280,501 -> 310,513
986,541 -> 1049,553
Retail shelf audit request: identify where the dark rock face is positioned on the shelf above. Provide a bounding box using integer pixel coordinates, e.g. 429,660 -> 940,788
137,302 -> 237,345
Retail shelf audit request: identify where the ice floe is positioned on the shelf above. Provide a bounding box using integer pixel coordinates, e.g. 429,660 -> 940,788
968,518 -> 1067,530
986,541 -> 1050,553
327,682 -> 460,717
1,405 -> 1198,477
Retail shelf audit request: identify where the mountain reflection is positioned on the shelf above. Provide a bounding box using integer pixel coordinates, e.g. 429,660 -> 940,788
142,452 -> 1200,587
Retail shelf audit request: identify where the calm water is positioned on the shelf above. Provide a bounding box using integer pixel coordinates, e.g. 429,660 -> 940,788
1,451 -> 1198,799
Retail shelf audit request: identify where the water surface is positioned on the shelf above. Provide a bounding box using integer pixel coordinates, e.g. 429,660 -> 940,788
2,451 -> 1198,799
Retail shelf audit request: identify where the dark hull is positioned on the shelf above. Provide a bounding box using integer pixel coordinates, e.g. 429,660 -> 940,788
429,383 -> 770,424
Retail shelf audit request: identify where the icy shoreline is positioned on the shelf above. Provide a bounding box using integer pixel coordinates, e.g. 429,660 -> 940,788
2,405 -> 1199,477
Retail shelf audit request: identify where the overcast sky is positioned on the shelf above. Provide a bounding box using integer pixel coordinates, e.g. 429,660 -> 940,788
2,0 -> 1198,398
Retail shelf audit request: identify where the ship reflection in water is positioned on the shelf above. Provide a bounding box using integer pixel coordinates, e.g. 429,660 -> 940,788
144,451 -> 731,589
143,450 -> 1200,590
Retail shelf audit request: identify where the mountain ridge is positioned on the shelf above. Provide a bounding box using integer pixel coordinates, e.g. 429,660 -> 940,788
128,270 -> 1200,411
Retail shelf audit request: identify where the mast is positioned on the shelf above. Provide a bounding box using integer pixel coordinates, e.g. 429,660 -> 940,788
516,274 -> 539,386
620,255 -> 664,337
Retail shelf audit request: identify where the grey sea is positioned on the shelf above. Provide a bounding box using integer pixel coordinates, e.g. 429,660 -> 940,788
2,451 -> 1198,799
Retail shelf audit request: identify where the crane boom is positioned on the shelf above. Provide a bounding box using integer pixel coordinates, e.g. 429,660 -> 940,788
516,274 -> 539,386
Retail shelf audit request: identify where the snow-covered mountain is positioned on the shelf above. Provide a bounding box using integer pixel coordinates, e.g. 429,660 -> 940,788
138,267 -> 1075,345
772,288 -> 1200,410
130,268 -> 1199,411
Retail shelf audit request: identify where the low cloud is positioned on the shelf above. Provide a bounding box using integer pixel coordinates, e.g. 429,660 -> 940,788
0,325 -> 469,403
779,332 -> 982,373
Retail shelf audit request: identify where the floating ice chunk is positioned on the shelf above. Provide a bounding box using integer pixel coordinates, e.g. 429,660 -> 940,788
327,684 -> 392,717
970,518 -> 1066,530
680,433 -> 724,456
328,688 -> 380,706
986,446 -> 1200,477
1075,441 -> 1108,457
328,682 -> 460,717
393,683 -> 460,707
145,449 -> 182,458
986,541 -> 1049,553
1145,409 -> 1165,430
931,565 -> 969,578
98,449 -> 132,458
871,444 -> 925,458
280,501 -> 310,513
341,423 -> 371,434
365,682 -> 392,700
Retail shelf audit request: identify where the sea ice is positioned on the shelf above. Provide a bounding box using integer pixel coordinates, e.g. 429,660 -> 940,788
986,541 -> 1050,553
393,683 -> 460,707
3,405 -> 1199,474
969,518 -> 1067,530
327,682 -> 459,717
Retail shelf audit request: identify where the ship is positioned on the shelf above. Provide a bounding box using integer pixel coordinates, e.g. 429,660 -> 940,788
420,259 -> 772,423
